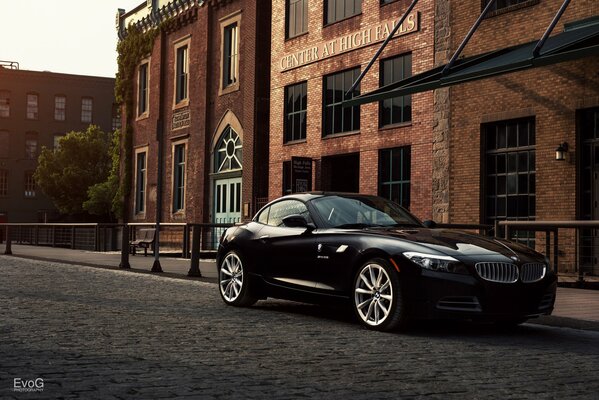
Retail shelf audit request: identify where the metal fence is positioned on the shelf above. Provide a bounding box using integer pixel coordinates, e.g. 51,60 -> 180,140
1,222 -> 234,258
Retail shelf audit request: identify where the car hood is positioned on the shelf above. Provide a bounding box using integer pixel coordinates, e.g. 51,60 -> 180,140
362,227 -> 540,259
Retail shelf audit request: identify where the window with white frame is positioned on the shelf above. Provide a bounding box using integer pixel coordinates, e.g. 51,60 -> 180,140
27,93 -> 38,119
24,171 -> 35,198
175,44 -> 188,104
0,169 -> 7,196
173,143 -> 186,212
81,97 -> 93,123
0,91 -> 10,117
223,22 -> 239,89
138,62 -> 149,116
54,95 -> 66,121
135,151 -> 147,214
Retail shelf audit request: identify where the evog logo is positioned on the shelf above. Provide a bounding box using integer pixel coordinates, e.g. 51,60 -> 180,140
13,378 -> 44,392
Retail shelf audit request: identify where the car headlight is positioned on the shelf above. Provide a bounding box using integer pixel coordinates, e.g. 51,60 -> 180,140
403,252 -> 464,273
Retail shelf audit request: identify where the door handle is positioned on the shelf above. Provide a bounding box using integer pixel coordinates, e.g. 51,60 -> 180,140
260,235 -> 270,240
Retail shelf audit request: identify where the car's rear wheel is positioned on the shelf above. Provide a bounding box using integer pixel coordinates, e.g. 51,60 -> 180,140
353,258 -> 408,331
218,251 -> 257,307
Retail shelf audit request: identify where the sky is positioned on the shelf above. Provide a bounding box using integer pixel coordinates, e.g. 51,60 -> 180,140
1,0 -> 144,78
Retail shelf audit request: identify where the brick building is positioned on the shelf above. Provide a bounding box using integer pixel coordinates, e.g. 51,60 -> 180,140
117,0 -> 270,225
444,0 -> 599,273
269,0 -> 438,221
349,0 -> 598,273
0,63 -> 117,222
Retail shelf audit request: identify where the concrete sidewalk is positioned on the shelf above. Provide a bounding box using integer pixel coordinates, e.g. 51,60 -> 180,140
2,243 -> 598,330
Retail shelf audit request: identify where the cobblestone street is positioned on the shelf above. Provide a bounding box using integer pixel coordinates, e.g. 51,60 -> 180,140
2,256 -> 599,399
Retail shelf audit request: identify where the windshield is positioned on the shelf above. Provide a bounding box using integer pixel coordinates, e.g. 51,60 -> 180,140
311,195 -> 422,229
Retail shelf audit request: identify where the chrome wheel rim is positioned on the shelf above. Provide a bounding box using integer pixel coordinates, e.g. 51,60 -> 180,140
220,253 -> 243,302
354,263 -> 393,326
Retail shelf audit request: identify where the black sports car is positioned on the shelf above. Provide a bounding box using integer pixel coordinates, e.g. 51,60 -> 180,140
217,193 -> 556,331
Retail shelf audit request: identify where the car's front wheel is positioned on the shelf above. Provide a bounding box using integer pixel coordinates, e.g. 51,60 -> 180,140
353,258 -> 408,331
218,251 -> 257,307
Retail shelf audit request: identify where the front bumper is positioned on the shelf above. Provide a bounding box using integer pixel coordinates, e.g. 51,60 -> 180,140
404,268 -> 557,321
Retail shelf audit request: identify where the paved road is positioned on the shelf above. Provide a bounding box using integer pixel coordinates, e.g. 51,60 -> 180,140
2,257 -> 599,399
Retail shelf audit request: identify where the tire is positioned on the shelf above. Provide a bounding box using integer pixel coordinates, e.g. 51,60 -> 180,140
352,258 -> 408,331
218,251 -> 258,307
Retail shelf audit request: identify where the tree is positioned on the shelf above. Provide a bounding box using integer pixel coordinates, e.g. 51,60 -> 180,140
35,125 -> 112,216
83,129 -> 122,220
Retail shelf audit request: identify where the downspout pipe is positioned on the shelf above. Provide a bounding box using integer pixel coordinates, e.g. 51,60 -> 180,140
152,27 -> 166,272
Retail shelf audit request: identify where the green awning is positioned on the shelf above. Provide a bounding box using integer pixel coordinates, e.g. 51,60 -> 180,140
345,21 -> 599,107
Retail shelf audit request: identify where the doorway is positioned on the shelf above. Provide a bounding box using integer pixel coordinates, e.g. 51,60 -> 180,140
579,107 -> 599,274
214,177 -> 242,224
321,153 -> 360,193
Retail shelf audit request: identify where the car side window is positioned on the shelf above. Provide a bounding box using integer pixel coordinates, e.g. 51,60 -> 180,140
267,200 -> 312,227
256,206 -> 270,224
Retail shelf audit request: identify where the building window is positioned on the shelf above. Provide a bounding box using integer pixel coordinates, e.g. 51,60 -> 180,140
287,0 -> 308,38
112,104 -> 122,131
0,131 -> 8,158
24,171 -> 35,198
380,0 -> 397,4
53,135 -> 64,149
223,22 -> 239,89
484,118 -> 536,247
25,133 -> 38,160
175,45 -> 188,104
0,91 -> 9,117
173,143 -> 186,212
138,62 -> 149,116
380,54 -> 412,127
284,82 -> 307,143
215,126 -> 242,173
325,0 -> 361,25
135,151 -> 147,214
483,0 -> 537,13
0,169 -> 7,196
54,95 -> 66,121
81,97 -> 93,123
379,146 -> 410,209
27,93 -> 38,120
323,68 -> 360,137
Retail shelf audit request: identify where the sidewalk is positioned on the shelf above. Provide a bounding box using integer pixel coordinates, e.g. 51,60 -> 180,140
2,243 -> 598,330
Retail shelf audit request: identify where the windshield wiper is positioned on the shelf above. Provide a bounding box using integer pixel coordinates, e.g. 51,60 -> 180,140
334,223 -> 381,229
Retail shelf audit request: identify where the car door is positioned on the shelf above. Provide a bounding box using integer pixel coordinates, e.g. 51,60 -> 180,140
260,199 -> 317,290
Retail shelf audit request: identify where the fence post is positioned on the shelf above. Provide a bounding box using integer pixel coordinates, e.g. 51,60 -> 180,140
95,225 -> 100,252
71,226 -> 75,249
183,224 -> 189,258
120,224 -> 131,269
4,226 -> 12,255
188,224 -> 202,277
553,228 -> 559,274
35,225 -> 39,245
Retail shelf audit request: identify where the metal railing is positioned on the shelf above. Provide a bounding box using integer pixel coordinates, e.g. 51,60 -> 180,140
496,220 -> 599,282
1,222 -> 234,259
0,223 -> 120,251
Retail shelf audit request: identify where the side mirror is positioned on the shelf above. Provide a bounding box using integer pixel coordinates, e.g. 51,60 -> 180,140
282,214 -> 315,231
422,220 -> 437,229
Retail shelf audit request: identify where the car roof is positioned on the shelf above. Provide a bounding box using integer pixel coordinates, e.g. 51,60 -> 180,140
278,192 -> 377,202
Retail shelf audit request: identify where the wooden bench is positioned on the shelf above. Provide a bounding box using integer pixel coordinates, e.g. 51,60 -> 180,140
129,228 -> 156,256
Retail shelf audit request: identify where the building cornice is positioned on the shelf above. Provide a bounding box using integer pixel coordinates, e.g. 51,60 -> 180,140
117,0 -> 203,40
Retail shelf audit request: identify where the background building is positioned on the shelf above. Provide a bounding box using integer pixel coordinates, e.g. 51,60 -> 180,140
269,0 -> 439,221
0,62 -> 117,222
118,0 -> 271,225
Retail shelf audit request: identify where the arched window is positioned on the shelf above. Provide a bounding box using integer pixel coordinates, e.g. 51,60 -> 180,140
215,126 -> 242,173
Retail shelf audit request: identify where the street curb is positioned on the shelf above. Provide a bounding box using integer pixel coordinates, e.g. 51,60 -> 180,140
529,315 -> 599,332
2,253 -> 219,285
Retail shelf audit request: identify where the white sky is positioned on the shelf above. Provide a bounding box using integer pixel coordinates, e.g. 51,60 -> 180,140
1,0 -> 144,78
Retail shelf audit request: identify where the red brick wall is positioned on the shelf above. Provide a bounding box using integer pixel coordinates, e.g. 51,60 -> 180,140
128,1 -> 270,223
269,0 -> 436,220
448,0 -> 599,270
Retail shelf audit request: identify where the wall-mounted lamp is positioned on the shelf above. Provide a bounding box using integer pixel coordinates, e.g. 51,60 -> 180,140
555,142 -> 568,161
